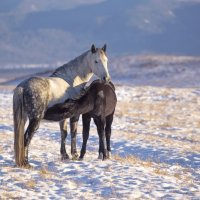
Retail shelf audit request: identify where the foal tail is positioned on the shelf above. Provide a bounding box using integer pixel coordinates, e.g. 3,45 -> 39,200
13,87 -> 25,166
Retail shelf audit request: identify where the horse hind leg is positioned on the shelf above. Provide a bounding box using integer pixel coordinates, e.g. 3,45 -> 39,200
94,117 -> 107,160
59,119 -> 70,160
24,118 -> 41,167
21,78 -> 49,167
105,113 -> 114,159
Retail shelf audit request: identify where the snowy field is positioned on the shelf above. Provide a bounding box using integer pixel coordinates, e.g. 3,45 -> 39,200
0,84 -> 200,199
0,56 -> 200,199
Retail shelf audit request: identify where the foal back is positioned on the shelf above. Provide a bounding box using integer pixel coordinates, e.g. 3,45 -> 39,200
88,81 -> 117,117
104,82 -> 117,116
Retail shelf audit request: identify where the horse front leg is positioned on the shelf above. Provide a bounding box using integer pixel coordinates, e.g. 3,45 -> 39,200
70,116 -> 80,160
24,118 -> 41,167
79,113 -> 91,160
94,117 -> 107,160
59,119 -> 70,160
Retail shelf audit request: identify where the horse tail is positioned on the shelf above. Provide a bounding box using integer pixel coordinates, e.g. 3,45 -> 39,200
13,87 -> 25,166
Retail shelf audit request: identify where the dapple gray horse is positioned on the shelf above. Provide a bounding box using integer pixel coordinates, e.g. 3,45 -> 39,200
13,44 -> 110,167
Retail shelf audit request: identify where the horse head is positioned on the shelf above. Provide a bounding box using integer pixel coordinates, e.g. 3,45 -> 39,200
89,44 -> 110,82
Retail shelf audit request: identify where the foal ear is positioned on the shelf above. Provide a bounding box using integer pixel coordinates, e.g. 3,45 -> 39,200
91,44 -> 96,54
102,44 -> 107,52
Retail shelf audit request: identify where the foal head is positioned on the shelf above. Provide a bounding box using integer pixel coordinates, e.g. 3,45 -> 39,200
89,44 -> 110,82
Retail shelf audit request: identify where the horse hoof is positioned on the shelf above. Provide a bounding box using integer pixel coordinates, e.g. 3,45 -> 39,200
107,151 -> 112,159
103,156 -> 109,161
98,152 -> 109,161
23,164 -> 33,169
15,160 -> 32,169
72,157 -> 78,161
21,162 -> 32,169
61,154 -> 70,160
72,153 -> 79,160
78,157 -> 84,161
98,153 -> 103,160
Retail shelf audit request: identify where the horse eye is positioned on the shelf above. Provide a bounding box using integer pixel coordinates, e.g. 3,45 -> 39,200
95,60 -> 98,64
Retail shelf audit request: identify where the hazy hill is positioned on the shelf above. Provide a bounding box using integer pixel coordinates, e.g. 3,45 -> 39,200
0,0 -> 200,65
1,55 -> 200,89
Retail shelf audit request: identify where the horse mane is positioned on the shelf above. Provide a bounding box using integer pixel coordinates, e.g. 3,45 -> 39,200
51,50 -> 90,85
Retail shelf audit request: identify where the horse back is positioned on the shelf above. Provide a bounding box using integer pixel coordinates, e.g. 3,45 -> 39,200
104,82 -> 117,116
88,81 -> 117,116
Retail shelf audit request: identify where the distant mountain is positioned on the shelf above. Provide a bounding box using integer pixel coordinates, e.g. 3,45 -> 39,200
0,0 -> 200,65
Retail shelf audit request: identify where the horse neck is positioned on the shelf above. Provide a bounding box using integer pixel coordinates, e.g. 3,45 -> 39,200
76,91 -> 94,115
52,51 -> 93,85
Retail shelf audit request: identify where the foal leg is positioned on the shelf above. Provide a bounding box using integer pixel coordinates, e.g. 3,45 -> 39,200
70,116 -> 80,160
59,119 -> 70,160
79,114 -> 91,160
105,113 -> 114,159
24,118 -> 41,167
94,118 -> 103,159
94,117 -> 107,160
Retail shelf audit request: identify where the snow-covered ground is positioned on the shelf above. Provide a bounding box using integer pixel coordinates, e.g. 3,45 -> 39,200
0,83 -> 200,199
0,56 -> 200,199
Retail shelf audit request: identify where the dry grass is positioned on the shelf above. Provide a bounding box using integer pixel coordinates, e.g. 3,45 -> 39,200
153,168 -> 169,176
115,89 -> 200,155
120,131 -> 138,140
153,166 -> 194,186
25,180 -> 37,189
113,154 -> 139,165
1,191 -> 20,199
0,132 -> 11,140
113,154 -> 153,168
173,173 -> 182,179
113,154 -> 193,186
115,128 -> 199,153
195,121 -> 200,129
0,145 -> 4,153
116,90 -> 200,130
115,101 -> 133,117
39,167 -> 53,179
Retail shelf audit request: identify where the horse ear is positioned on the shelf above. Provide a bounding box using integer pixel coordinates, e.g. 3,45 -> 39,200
102,44 -> 107,52
91,44 -> 96,54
